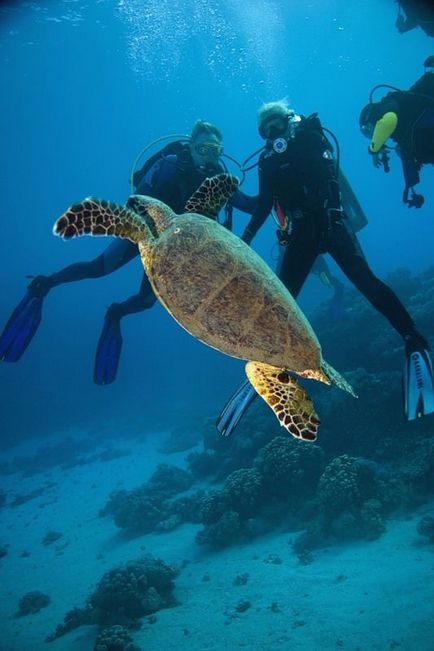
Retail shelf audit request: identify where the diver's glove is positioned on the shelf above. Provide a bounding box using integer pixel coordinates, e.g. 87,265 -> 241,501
368,148 -> 382,168
368,146 -> 390,172
241,228 -> 254,245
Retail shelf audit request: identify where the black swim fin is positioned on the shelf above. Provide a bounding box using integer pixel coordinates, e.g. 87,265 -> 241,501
216,378 -> 257,437
404,348 -> 434,420
0,291 -> 43,362
94,314 -> 123,385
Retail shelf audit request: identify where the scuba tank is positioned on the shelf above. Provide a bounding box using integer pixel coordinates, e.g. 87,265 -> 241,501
129,134 -> 243,228
130,134 -> 190,193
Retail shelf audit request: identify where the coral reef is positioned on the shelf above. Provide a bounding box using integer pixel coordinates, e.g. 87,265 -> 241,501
195,468 -> 263,548
195,434 -> 328,549
48,555 -> 177,641
94,625 -> 141,651
400,438 -> 434,492
185,449 -> 218,478
318,455 -> 375,515
254,436 -> 324,503
199,490 -> 228,526
291,456 -> 403,554
17,591 -> 50,615
223,468 -> 263,519
100,464 -> 195,533
46,607 -> 92,641
196,511 -> 242,548
90,556 -> 177,627
188,410 -> 278,481
146,464 -> 193,498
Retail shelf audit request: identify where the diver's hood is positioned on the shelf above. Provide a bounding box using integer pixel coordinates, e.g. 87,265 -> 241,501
359,102 -> 382,130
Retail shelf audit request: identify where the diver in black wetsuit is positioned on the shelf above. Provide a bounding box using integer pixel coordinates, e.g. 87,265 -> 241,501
216,100 -> 432,435
0,120 -> 254,383
359,56 -> 434,208
242,100 -> 426,353
396,0 -> 434,36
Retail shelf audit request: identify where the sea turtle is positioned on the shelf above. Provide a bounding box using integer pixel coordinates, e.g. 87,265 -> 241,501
53,174 -> 355,442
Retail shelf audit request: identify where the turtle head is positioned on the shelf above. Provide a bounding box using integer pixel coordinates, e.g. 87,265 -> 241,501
127,195 -> 175,235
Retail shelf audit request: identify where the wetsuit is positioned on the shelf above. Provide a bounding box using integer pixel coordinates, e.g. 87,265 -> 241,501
368,73 -> 434,206
242,114 -> 421,342
397,0 -> 434,36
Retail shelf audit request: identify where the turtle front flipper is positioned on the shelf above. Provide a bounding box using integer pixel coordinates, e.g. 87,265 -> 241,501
245,361 -> 319,442
184,173 -> 239,219
53,198 -> 150,243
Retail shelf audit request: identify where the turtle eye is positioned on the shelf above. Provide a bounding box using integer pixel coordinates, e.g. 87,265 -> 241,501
127,195 -> 149,217
127,195 -> 140,211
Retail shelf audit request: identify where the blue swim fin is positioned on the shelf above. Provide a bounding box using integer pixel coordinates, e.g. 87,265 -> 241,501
0,291 -> 43,362
94,316 -> 123,385
216,379 -> 257,437
404,349 -> 434,421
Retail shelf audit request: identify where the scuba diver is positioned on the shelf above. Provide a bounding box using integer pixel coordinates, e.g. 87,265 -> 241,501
271,168 -> 368,321
0,119 -> 254,384
216,100 -> 433,436
395,0 -> 434,36
359,55 -> 434,209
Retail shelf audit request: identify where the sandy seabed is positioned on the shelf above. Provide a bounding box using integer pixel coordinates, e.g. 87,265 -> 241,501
0,429 -> 433,651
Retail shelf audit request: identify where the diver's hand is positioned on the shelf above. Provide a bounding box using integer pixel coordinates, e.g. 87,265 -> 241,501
241,229 -> 254,245
368,146 -> 390,172
368,148 -> 382,168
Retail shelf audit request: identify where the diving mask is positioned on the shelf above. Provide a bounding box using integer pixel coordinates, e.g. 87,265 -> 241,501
259,115 -> 289,140
360,122 -> 374,139
194,141 -> 223,158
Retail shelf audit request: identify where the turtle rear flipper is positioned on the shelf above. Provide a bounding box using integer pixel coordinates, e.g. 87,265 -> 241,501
53,198 -> 149,243
184,173 -> 239,219
298,359 -> 356,397
320,360 -> 356,396
245,361 -> 319,442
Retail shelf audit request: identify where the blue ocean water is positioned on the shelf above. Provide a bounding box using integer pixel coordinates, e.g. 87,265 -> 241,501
1,0 -> 433,443
0,2 -> 433,650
